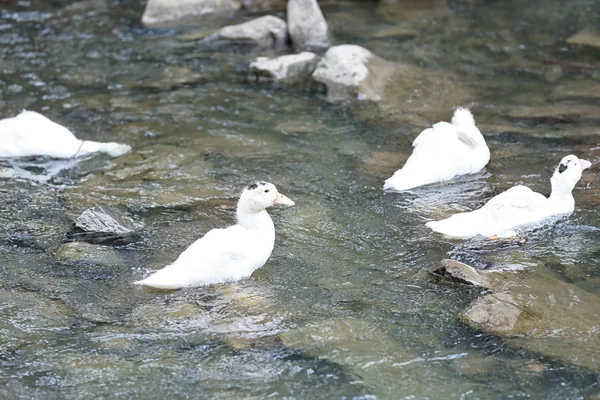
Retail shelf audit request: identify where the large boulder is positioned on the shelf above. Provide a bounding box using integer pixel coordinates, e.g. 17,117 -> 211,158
248,52 -> 318,82
287,0 -> 330,50
312,44 -> 395,102
142,0 -> 240,27
430,259 -> 600,372
213,15 -> 288,46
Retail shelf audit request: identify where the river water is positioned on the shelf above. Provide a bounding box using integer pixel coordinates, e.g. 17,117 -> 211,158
0,0 -> 599,399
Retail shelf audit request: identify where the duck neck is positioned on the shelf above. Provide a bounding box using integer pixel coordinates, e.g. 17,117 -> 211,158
548,175 -> 575,207
236,207 -> 274,231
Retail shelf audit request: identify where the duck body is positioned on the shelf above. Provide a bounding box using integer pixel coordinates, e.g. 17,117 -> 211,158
384,108 -> 489,191
0,110 -> 130,158
427,155 -> 591,239
134,182 -> 295,289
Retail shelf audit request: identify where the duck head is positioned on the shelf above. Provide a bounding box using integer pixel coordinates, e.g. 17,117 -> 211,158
238,181 -> 295,214
550,154 -> 591,198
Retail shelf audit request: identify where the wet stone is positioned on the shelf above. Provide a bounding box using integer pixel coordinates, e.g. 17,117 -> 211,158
140,67 -> 203,90
508,104 -> 600,124
567,30 -> 600,49
287,0 -> 330,50
68,206 -> 136,245
460,293 -> 522,335
249,52 -> 319,83
312,45 -> 396,102
142,0 -> 240,27
213,15 -> 288,47
56,242 -> 125,269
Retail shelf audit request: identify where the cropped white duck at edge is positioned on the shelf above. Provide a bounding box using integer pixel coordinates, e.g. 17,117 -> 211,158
384,108 -> 490,191
134,182 -> 295,290
0,110 -> 131,158
426,155 -> 592,239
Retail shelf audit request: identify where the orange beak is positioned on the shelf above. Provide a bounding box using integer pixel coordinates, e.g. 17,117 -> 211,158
274,192 -> 295,207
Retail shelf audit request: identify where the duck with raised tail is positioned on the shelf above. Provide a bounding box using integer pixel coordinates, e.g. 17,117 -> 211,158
134,182 -> 295,289
384,108 -> 490,191
0,110 -> 131,158
426,155 -> 592,239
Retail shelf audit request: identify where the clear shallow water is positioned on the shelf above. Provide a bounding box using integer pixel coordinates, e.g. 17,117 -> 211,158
0,0 -> 599,399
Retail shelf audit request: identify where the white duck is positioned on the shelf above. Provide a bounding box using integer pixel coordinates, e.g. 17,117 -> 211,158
384,108 -> 490,191
134,182 -> 295,289
426,155 -> 592,239
0,110 -> 131,158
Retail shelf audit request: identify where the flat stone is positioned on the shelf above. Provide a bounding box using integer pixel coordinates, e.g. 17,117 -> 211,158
142,0 -> 240,27
213,15 -> 287,46
248,52 -> 318,82
287,0 -> 330,50
312,44 -> 396,102
140,67 -> 202,90
371,25 -> 417,40
432,260 -> 600,372
567,30 -> 600,49
508,104 -> 600,123
460,293 -> 522,335
429,259 -> 492,288
68,206 -> 135,244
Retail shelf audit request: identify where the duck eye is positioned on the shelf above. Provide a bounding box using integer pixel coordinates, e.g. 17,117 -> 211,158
264,189 -> 270,193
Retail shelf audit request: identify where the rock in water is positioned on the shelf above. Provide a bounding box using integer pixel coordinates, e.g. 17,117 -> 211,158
429,259 -> 600,372
287,0 -> 330,50
312,44 -> 396,102
214,15 -> 288,46
249,52 -> 318,82
142,0 -> 240,27
68,206 -> 135,244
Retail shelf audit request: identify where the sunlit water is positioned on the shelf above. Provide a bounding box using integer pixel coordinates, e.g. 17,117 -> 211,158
0,0 -> 599,399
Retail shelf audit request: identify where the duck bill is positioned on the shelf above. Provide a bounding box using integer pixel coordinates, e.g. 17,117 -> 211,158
274,192 -> 295,207
579,159 -> 592,171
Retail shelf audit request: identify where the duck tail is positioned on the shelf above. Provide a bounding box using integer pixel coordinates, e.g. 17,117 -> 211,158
451,107 -> 475,127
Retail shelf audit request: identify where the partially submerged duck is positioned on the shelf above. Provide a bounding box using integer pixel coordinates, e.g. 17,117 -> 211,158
426,155 -> 592,239
0,110 -> 131,159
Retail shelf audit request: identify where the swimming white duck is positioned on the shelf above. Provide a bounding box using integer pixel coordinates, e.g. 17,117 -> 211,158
384,108 -> 490,191
426,155 -> 592,239
0,110 -> 131,158
134,182 -> 295,289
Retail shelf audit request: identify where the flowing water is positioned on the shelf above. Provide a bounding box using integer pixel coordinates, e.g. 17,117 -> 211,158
0,0 -> 599,398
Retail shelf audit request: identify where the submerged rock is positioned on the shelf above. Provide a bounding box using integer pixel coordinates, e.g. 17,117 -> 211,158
249,52 -> 318,82
142,0 -> 240,27
287,0 -> 330,50
567,30 -> 600,49
460,293 -> 522,335
56,242 -> 125,268
508,104 -> 600,124
430,259 -> 600,372
213,15 -> 288,46
312,45 -> 396,102
68,206 -> 135,244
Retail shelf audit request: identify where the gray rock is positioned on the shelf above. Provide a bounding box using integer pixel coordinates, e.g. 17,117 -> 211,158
248,52 -> 318,82
429,259 -> 491,288
214,15 -> 288,46
69,206 -> 135,244
287,0 -> 330,50
312,44 -> 396,102
142,0 -> 240,27
430,259 -> 600,372
460,293 -> 522,335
